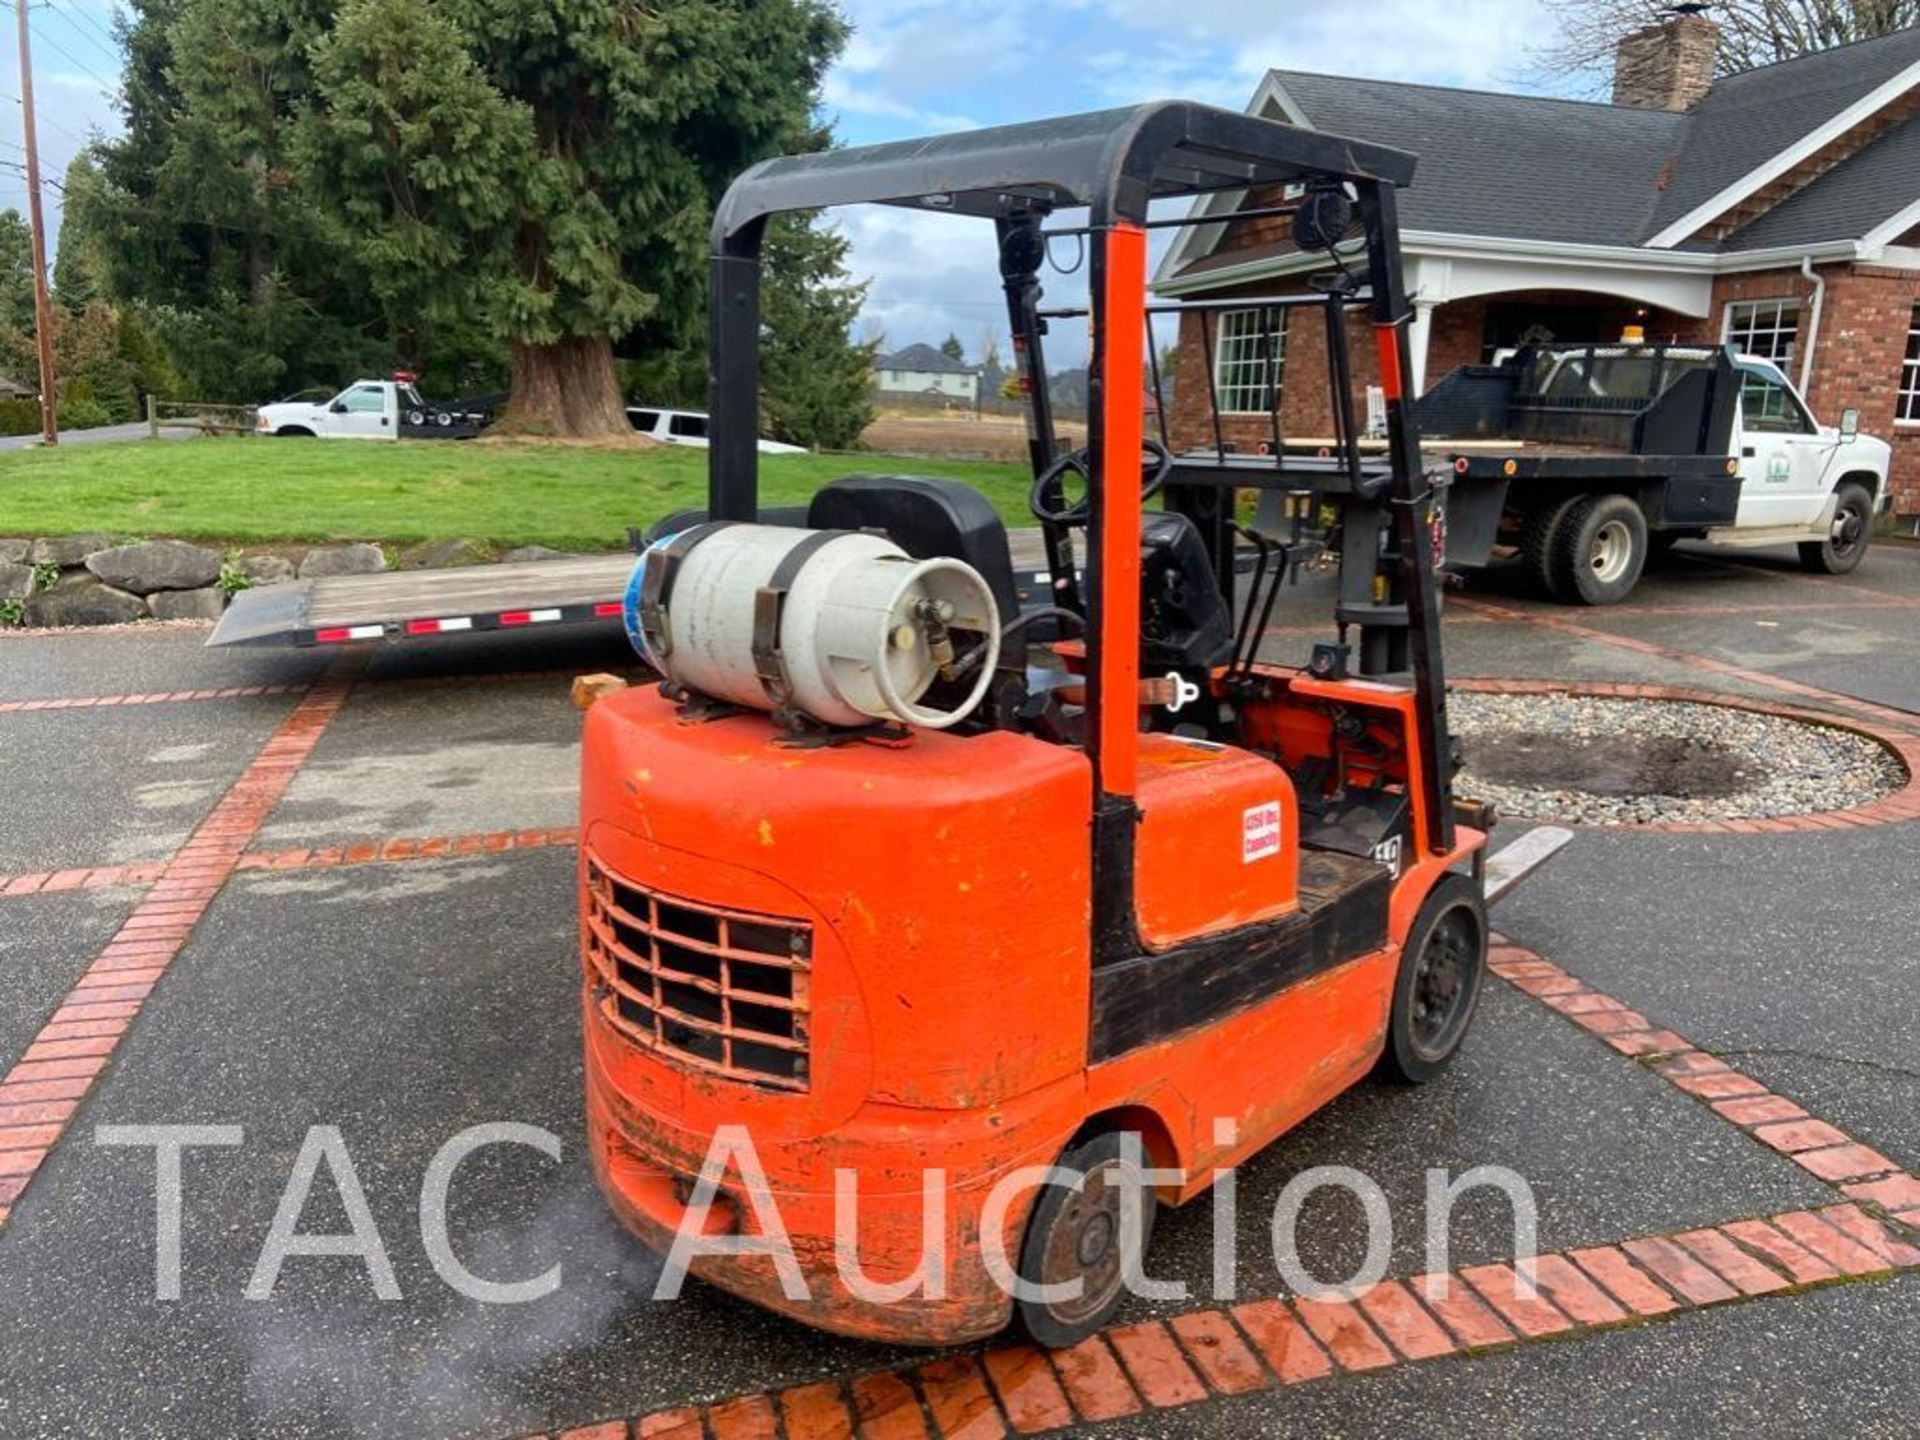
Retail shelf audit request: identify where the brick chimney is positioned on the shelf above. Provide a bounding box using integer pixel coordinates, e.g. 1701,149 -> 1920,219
1612,6 -> 1719,111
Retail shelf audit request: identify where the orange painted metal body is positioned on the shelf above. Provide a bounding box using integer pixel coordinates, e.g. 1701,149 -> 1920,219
581,669 -> 1483,1344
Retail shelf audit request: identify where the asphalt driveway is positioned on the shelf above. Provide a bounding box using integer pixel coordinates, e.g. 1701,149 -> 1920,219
0,537 -> 1915,1439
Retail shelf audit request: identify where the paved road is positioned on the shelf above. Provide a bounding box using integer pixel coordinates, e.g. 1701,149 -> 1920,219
0,421 -> 204,451
0,539 -> 1914,1438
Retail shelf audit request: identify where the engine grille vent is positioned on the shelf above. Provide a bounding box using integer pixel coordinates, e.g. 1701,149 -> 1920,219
584,856 -> 811,1092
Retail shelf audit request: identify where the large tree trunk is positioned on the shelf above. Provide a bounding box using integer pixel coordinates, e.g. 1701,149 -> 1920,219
494,334 -> 639,440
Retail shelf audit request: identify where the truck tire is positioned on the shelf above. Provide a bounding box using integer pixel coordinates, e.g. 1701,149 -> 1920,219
1798,481 -> 1874,575
273,426 -> 315,437
1376,874 -> 1487,1084
1014,1129 -> 1157,1348
1550,494 -> 1647,606
1520,496 -> 1582,600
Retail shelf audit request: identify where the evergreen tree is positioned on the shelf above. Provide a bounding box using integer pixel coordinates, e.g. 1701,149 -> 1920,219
300,0 -> 844,437
939,333 -> 965,363
759,214 -> 875,451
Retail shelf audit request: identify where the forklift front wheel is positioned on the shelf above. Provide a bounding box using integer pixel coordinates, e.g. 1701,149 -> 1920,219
1014,1129 -> 1158,1349
1378,874 -> 1488,1084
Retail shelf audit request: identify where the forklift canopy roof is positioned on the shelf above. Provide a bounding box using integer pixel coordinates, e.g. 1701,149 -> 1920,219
711,101 -> 1417,241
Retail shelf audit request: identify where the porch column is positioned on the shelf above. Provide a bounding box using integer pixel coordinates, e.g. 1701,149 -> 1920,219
1408,298 -> 1438,395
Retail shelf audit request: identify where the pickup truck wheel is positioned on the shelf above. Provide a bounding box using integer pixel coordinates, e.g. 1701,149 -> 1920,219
1520,497 -> 1582,600
1377,874 -> 1487,1084
1799,481 -> 1874,575
1551,494 -> 1647,606
273,426 -> 315,437
1015,1130 -> 1156,1348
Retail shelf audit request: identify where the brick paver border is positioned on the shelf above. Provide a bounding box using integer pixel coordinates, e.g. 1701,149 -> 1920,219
0,655 -> 364,1228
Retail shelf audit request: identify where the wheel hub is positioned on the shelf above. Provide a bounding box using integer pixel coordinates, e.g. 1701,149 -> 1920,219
1589,519 -> 1633,584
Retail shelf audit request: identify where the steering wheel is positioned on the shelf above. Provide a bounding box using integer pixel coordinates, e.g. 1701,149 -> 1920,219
1029,438 -> 1173,526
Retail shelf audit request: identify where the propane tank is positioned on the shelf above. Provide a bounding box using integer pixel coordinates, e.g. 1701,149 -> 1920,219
623,525 -> 1000,730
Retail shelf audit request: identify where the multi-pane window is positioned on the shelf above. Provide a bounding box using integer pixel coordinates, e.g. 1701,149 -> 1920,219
1724,298 -> 1799,366
1213,308 -> 1287,414
1899,305 -> 1920,423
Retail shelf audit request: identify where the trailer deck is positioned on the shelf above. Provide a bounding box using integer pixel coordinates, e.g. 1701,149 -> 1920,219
208,554 -> 638,647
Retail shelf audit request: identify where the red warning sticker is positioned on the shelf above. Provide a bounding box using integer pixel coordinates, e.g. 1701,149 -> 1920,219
1243,801 -> 1282,863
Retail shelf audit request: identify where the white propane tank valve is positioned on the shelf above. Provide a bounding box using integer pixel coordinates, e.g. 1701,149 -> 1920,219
623,525 -> 1001,730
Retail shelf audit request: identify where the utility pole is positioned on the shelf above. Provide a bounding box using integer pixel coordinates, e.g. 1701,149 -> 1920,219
15,0 -> 57,445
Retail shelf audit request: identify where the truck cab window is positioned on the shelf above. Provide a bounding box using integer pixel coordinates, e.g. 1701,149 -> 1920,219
1738,367 -> 1813,434
668,413 -> 709,439
341,386 -> 387,414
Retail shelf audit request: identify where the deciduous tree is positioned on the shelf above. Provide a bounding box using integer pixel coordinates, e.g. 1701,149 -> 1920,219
1534,0 -> 1920,81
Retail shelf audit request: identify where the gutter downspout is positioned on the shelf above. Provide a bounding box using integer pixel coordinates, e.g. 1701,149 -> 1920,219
1798,255 -> 1826,398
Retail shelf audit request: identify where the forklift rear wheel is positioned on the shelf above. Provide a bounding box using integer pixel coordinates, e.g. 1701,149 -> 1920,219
1550,494 -> 1646,606
1378,874 -> 1488,1084
1798,481 -> 1873,575
1014,1130 -> 1157,1349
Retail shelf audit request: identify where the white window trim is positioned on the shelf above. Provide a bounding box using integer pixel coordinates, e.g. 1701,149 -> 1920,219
1213,309 -> 1287,416
1721,297 -> 1800,365
1897,304 -> 1920,426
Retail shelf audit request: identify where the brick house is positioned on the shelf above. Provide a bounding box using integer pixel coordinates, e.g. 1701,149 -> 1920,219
1154,16 -> 1920,515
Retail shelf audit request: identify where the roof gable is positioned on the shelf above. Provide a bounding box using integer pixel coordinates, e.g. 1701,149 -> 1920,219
1164,28 -> 1920,283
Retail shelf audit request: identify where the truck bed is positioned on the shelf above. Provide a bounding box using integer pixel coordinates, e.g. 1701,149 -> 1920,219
208,554 -> 638,647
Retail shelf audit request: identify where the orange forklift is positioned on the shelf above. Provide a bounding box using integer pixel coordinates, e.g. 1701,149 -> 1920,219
580,103 -> 1542,1347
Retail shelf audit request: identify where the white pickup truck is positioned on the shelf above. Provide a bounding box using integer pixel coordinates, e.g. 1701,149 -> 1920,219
255,378 -> 496,440
1422,344 -> 1893,604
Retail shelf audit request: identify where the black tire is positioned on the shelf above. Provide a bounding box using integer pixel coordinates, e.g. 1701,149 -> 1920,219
1798,481 -> 1874,575
273,426 -> 315,437
1377,874 -> 1488,1084
1549,493 -> 1647,606
1014,1130 -> 1157,1349
1519,496 -> 1582,601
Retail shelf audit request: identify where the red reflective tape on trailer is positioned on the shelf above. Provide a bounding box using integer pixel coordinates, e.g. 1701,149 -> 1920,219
593,602 -> 624,618
499,609 -> 563,626
1374,325 -> 1404,401
404,617 -> 474,635
314,625 -> 383,643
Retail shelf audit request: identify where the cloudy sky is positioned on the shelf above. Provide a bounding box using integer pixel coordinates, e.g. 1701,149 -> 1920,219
7,0 -> 1587,367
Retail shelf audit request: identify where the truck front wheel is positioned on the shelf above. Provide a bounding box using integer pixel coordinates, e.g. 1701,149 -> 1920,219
1799,481 -> 1874,575
1550,494 -> 1647,605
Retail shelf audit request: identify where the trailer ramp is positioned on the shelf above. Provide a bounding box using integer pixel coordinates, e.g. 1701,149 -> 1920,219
208,554 -> 638,648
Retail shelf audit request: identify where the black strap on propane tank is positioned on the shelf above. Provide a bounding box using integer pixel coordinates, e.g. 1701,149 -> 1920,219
639,521 -> 734,661
751,530 -> 856,710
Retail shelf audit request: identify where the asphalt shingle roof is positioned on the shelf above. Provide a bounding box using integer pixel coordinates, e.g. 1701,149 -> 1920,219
1269,72 -> 1685,247
1720,110 -> 1920,251
1646,27 -> 1920,236
877,343 -> 977,375
1181,29 -> 1920,270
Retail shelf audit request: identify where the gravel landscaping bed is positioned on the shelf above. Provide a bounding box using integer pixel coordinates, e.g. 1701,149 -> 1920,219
1451,691 -> 1907,826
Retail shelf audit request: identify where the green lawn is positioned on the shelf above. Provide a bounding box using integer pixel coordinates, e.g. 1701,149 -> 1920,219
0,437 -> 1030,551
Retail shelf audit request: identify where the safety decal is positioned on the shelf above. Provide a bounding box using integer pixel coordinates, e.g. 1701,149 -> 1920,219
1243,801 -> 1282,863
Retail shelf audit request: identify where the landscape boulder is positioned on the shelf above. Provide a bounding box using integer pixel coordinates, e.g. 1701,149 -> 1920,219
399,537 -> 490,569
239,553 -> 297,586
22,576 -> 147,628
500,544 -> 575,564
29,533 -> 115,567
85,539 -> 222,595
298,543 -> 387,579
0,538 -> 28,564
149,586 -> 227,621
0,560 -> 31,602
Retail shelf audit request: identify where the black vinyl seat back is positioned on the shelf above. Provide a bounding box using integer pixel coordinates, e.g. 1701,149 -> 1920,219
806,475 -> 1022,625
1139,511 -> 1234,673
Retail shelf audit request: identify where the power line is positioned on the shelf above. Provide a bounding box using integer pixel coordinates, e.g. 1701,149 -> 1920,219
39,0 -> 117,50
25,12 -> 118,91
